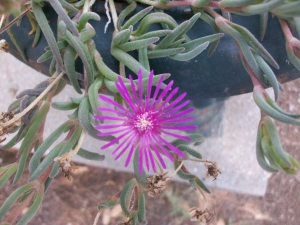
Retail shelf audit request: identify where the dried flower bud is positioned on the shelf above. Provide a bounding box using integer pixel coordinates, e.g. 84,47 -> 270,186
0,40 -> 9,53
205,161 -> 221,181
144,172 -> 168,198
117,216 -> 132,225
54,153 -> 78,181
0,0 -> 23,15
0,111 -> 20,138
0,111 -> 14,123
189,207 -> 214,224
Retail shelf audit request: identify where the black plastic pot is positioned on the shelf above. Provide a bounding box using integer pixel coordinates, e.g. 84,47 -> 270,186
1,1 -> 299,101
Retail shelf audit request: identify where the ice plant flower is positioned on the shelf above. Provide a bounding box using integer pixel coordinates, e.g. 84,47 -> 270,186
95,70 -> 197,173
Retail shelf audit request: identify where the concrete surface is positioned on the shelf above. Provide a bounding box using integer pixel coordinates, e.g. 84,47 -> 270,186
0,52 -> 270,196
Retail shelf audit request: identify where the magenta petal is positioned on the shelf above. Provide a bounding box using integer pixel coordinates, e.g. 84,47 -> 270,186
115,141 -> 131,160
160,130 -> 191,141
149,137 -> 166,169
112,139 -> 128,155
153,80 -> 174,109
159,125 -> 197,131
99,95 -> 130,113
95,115 -> 129,122
97,127 -> 131,136
166,100 -> 190,115
115,134 -> 136,160
138,69 -> 143,107
146,71 -> 154,110
156,87 -> 178,111
116,79 -> 137,112
151,75 -> 164,107
151,133 -> 174,161
129,75 -> 139,105
161,92 -> 187,113
101,130 -> 133,149
145,134 -> 156,172
162,117 -> 194,124
97,107 -> 130,117
95,124 -> 130,129
125,136 -> 138,167
157,135 -> 185,158
112,132 -> 135,154
162,108 -> 194,120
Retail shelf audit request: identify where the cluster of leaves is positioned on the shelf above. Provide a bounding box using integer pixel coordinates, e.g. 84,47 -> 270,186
0,0 -> 300,224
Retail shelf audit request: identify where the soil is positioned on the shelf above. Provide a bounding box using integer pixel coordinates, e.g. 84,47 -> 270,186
1,79 -> 300,225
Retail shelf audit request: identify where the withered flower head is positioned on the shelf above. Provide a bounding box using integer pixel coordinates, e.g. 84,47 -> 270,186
144,172 -> 168,198
0,111 -> 14,123
54,154 -> 78,181
189,207 -> 214,224
205,161 -> 221,181
117,216 -> 132,225
0,0 -> 23,15
0,40 -> 10,53
0,111 -> 20,139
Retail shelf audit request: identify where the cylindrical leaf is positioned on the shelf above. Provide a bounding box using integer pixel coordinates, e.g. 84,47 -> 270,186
120,178 -> 136,215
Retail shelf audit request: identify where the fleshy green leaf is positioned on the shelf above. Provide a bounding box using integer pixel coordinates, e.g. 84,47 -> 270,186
14,102 -> 50,184
77,148 -> 105,161
193,177 -> 211,193
119,37 -> 159,52
29,121 -> 73,174
117,2 -> 137,31
120,179 -> 136,215
0,183 -> 34,220
0,163 -> 18,188
253,88 -> 300,126
16,185 -> 44,225
169,41 -> 209,61
122,6 -> 154,30
177,144 -> 202,159
63,45 -> 83,94
28,142 -> 64,182
262,116 -> 292,166
255,121 -> 278,172
79,96 -> 115,141
52,101 -> 79,111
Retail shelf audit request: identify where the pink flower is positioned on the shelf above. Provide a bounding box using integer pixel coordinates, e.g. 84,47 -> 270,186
95,70 -> 197,173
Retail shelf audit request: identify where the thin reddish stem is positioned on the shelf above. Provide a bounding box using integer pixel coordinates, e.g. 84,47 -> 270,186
37,163 -> 54,184
247,63 -> 262,88
166,0 -> 192,7
204,6 -> 222,19
278,18 -> 293,41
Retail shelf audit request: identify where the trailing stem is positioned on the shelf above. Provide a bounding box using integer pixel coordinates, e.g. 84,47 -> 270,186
1,72 -> 64,128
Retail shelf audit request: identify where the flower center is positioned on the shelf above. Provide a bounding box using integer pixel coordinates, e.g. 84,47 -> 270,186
134,112 -> 154,133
